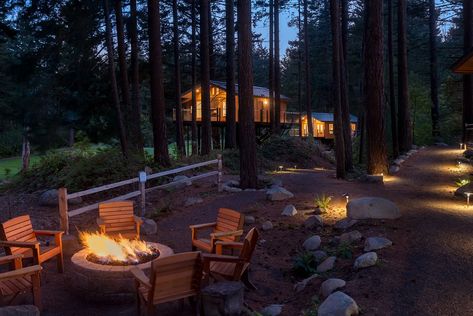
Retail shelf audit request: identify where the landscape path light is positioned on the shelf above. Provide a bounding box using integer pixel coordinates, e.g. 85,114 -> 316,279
466,192 -> 473,207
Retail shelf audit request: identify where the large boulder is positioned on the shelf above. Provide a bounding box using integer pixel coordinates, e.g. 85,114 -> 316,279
320,278 -> 346,298
39,189 -> 82,207
303,235 -> 321,251
364,237 -> 392,252
266,186 -> 294,201
347,197 -> 401,220
281,205 -> 297,216
304,215 -> 323,229
0,306 -> 40,316
318,291 -> 359,316
201,281 -> 244,316
141,218 -> 157,235
353,252 -> 378,270
334,218 -> 358,231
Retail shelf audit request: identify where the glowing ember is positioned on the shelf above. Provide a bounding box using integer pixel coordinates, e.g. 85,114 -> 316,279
79,232 -> 156,265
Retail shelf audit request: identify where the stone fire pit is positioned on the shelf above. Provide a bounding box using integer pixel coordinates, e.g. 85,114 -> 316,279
68,242 -> 173,303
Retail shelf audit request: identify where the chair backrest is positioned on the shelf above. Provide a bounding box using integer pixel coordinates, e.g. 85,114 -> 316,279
98,201 -> 135,233
233,227 -> 259,279
0,215 -> 37,255
214,208 -> 244,241
149,252 -> 203,303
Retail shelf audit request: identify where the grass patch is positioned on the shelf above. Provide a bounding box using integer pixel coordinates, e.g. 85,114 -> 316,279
0,156 -> 40,180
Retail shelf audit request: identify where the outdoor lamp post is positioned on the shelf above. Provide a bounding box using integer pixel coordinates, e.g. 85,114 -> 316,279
466,192 -> 472,207
460,143 -> 464,150
342,193 -> 349,205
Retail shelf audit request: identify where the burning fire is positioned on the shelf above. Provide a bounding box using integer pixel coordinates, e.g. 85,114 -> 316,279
80,232 -> 154,264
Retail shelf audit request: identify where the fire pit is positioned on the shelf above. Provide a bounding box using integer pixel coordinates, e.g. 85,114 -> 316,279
68,232 -> 173,303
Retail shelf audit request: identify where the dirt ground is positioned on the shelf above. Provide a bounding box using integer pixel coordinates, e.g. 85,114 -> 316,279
0,146 -> 471,315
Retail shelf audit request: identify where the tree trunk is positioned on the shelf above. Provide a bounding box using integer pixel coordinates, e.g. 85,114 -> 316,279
298,0 -> 303,137
103,0 -> 128,158
387,0 -> 399,157
173,0 -> 185,156
330,0 -> 346,179
340,0 -> 352,170
428,0 -> 440,141
129,0 -> 144,159
363,0 -> 388,174
209,2 -> 215,80
200,0 -> 212,155
191,0 -> 198,155
269,0 -> 275,132
304,0 -> 313,139
397,0 -> 412,152
274,0 -> 281,133
237,0 -> 257,189
463,0 -> 473,143
21,129 -> 30,172
225,0 -> 236,149
148,0 -> 170,166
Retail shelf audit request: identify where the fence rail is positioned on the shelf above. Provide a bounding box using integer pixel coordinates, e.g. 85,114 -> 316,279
58,155 -> 223,234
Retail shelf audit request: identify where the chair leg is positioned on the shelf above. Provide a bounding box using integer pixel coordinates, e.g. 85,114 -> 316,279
57,252 -> 64,273
242,270 -> 257,291
32,273 -> 42,311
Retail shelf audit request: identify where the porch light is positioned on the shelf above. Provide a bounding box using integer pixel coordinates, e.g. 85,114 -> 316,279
466,192 -> 473,207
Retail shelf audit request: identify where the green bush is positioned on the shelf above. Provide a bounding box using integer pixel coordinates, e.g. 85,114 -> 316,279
292,251 -> 317,278
0,128 -> 22,158
314,194 -> 332,209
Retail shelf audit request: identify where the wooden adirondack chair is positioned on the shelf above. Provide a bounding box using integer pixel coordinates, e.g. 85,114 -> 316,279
131,252 -> 203,316
189,208 -> 244,253
97,201 -> 143,239
0,215 -> 64,273
203,227 -> 259,290
0,254 -> 42,310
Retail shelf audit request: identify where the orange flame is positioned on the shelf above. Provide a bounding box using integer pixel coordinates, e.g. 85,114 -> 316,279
79,231 -> 153,264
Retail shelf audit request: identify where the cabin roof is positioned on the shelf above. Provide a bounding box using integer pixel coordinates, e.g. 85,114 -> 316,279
452,48 -> 473,74
312,112 -> 358,123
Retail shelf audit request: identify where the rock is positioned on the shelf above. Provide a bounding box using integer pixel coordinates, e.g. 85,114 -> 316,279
318,291 -> 359,316
223,185 -> 242,193
347,197 -> 401,220
311,250 -> 328,262
334,218 -> 358,230
303,235 -> 321,251
358,174 -> 384,184
201,281 -> 244,316
39,189 -> 82,207
304,215 -> 323,228
339,230 -> 362,244
320,278 -> 346,298
262,221 -> 273,231
354,252 -> 378,270
464,149 -> 473,159
317,256 -> 336,273
364,237 -> 392,252
434,142 -> 448,147
172,175 -> 192,189
389,165 -> 400,174
412,145 -> 419,150
294,274 -> 318,293
399,154 -> 408,160
0,306 -> 40,316
184,196 -> 203,207
261,304 -> 284,316
300,209 -> 318,216
281,205 -> 297,216
266,186 -> 294,201
407,149 -> 417,156
245,216 -> 255,224
393,158 -> 404,166
141,218 -> 157,235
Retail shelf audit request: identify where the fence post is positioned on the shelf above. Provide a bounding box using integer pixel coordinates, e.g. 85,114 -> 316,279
217,154 -> 223,192
58,188 -> 69,235
139,171 -> 147,217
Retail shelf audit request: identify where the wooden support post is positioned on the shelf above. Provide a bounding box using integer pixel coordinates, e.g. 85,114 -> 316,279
58,188 -> 69,235
217,154 -> 223,192
139,171 -> 147,217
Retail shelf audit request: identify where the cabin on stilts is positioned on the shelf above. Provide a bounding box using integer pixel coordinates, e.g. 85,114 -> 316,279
293,112 -> 358,140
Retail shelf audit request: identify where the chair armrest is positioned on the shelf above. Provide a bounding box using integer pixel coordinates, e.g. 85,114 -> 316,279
0,241 -> 40,249
202,253 -> 243,263
130,267 -> 151,288
0,265 -> 42,282
34,230 -> 64,237
211,230 -> 244,240
189,222 -> 217,230
0,254 -> 24,265
134,216 -> 143,225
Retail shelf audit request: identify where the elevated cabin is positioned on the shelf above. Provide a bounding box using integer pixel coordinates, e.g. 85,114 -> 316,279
175,80 -> 291,125
293,112 -> 358,139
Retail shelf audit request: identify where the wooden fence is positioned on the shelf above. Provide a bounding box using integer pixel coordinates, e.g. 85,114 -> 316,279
58,155 -> 223,234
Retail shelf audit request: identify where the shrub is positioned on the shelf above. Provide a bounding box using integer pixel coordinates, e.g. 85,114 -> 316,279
292,251 -> 317,278
314,194 -> 332,209
456,177 -> 470,187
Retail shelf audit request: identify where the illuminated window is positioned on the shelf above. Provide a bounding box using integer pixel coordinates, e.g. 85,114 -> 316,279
329,124 -> 334,135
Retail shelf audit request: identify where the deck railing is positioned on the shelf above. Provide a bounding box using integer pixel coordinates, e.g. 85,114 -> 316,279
58,155 -> 223,234
173,108 -> 299,124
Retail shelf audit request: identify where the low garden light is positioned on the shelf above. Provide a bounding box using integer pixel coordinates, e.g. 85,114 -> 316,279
293,165 -> 297,169
466,192 -> 472,207
460,143 -> 464,150
342,193 -> 350,204
278,165 -> 284,172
